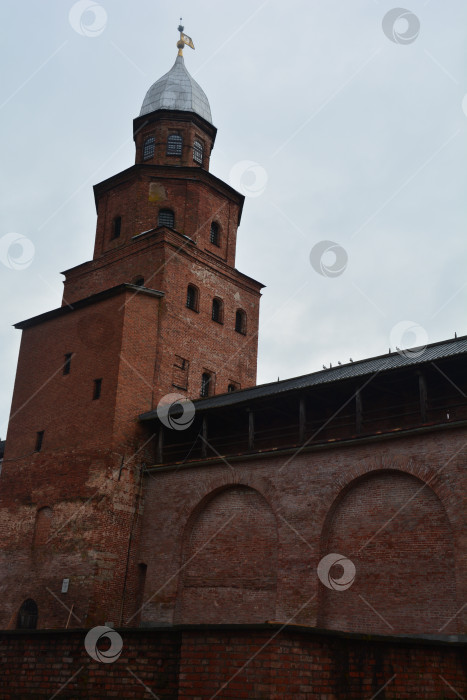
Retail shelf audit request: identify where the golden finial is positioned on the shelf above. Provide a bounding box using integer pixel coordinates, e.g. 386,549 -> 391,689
177,20 -> 195,56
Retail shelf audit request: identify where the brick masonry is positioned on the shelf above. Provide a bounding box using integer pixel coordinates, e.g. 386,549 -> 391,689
0,102 -> 263,631
0,625 -> 466,699
139,428 -> 467,635
1,59 -> 467,700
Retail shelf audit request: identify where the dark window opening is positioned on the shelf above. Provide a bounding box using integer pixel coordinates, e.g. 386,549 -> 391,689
93,379 -> 102,400
210,222 -> 220,246
35,431 -> 44,452
133,276 -> 144,287
235,309 -> 246,334
112,216 -> 122,239
143,136 -> 155,160
167,134 -> 182,156
63,353 -> 72,376
16,599 -> 38,630
212,298 -> 223,323
201,372 -> 212,398
193,140 -> 203,164
186,285 -> 198,311
158,209 -> 174,228
228,384 -> 237,393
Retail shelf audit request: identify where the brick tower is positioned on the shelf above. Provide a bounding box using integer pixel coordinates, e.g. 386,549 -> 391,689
0,37 -> 263,629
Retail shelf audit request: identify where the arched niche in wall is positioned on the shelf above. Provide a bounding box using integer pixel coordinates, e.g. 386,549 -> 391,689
176,485 -> 278,624
33,506 -> 53,547
317,470 -> 457,634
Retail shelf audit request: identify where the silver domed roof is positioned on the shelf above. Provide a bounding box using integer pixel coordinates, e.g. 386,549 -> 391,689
140,55 -> 212,124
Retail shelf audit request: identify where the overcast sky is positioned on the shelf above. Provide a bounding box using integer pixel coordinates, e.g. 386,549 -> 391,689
0,0 -> 466,435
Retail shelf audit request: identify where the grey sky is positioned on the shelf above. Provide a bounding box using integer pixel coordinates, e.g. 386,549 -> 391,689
0,0 -> 466,435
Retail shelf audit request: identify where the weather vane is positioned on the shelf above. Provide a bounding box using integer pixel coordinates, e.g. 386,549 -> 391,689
177,19 -> 195,56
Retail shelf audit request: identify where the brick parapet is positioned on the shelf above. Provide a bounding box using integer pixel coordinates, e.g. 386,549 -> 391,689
0,624 -> 466,699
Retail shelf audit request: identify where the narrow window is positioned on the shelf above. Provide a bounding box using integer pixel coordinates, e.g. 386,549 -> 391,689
201,372 -> 211,398
210,222 -> 220,246
93,379 -> 102,400
35,431 -> 44,452
158,209 -> 174,228
193,140 -> 203,164
167,134 -> 182,156
212,298 -> 223,324
63,353 -> 72,376
186,285 -> 198,311
143,136 -> 155,160
228,384 -> 237,393
112,216 -> 122,239
235,309 -> 246,334
16,599 -> 38,630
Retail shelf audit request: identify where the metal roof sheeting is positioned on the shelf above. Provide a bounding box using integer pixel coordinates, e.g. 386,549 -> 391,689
140,55 -> 212,123
140,335 -> 467,420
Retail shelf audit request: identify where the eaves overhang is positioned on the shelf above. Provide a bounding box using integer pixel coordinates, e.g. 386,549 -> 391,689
14,283 -> 164,330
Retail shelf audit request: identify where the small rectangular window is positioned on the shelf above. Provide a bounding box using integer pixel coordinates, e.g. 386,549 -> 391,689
158,210 -> 174,228
193,140 -> 204,164
143,136 -> 155,160
186,285 -> 198,311
167,134 -> 182,155
93,379 -> 102,400
201,372 -> 213,398
63,353 -> 72,376
35,431 -> 44,452
112,216 -> 121,239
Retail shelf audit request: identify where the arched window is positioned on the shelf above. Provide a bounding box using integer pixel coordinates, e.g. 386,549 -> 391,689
132,276 -> 144,287
193,140 -> 204,164
16,599 -> 38,630
158,209 -> 174,228
210,222 -> 220,246
235,309 -> 246,334
34,507 -> 52,547
201,372 -> 211,398
186,284 -> 199,311
143,136 -> 155,160
112,216 -> 122,239
167,134 -> 182,156
212,298 -> 223,323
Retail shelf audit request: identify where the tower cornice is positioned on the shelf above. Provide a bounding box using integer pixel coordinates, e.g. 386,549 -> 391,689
133,109 -> 217,145
93,163 -> 245,224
